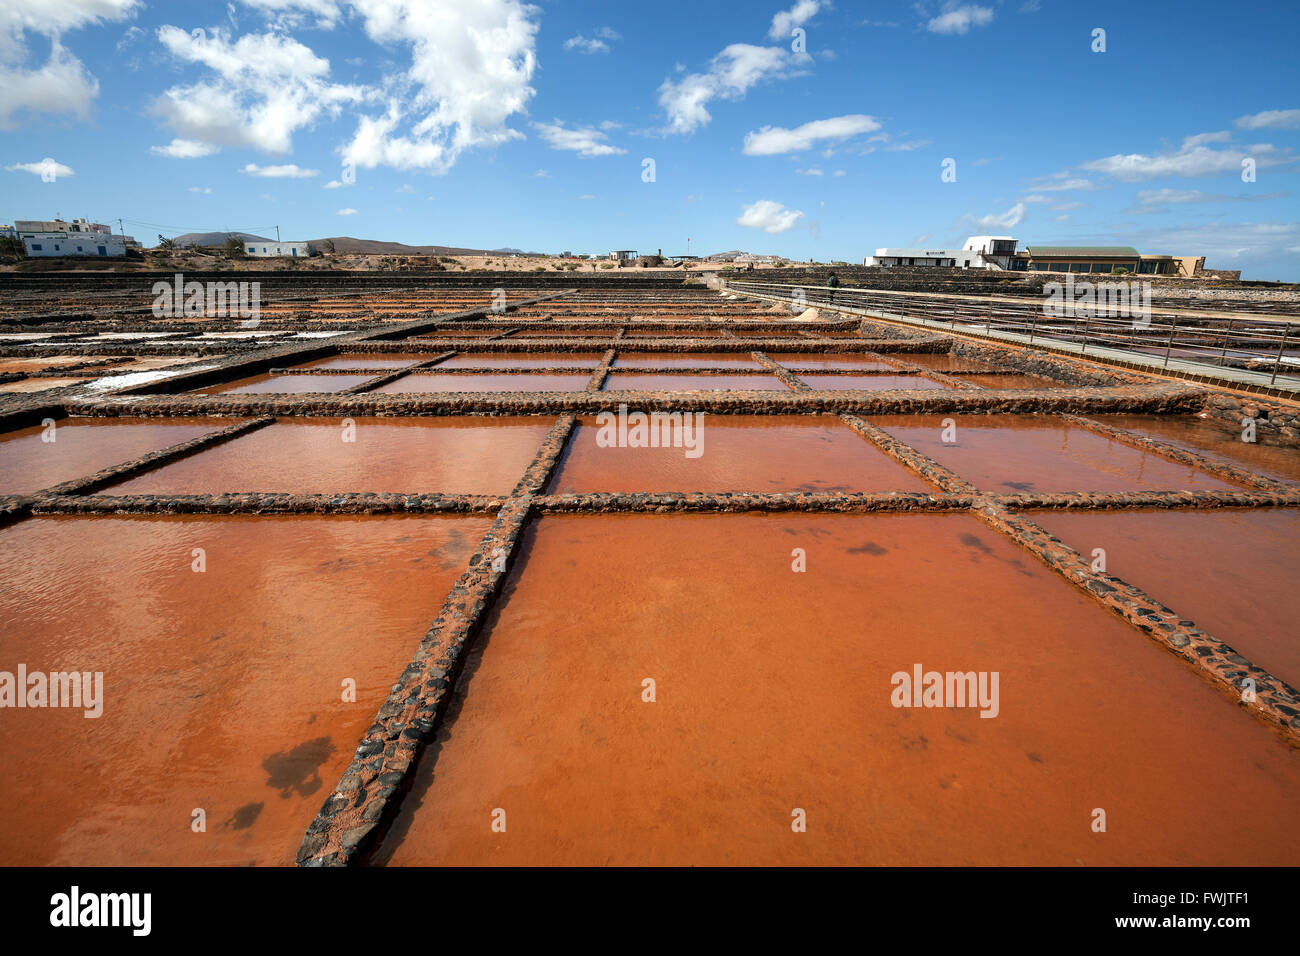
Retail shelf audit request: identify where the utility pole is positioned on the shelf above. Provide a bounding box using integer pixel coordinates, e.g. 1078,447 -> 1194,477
275,225 -> 280,242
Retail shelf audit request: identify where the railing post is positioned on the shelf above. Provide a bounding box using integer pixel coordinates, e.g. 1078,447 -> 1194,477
1271,322 -> 1292,385
1217,317 -> 1233,367
1162,316 -> 1178,368
1028,308 -> 1036,344
1079,311 -> 1090,354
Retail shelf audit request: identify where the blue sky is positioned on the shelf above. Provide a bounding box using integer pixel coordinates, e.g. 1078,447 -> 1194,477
1,0 -> 1298,278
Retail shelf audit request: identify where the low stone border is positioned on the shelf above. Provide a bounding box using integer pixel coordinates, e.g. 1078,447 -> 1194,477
295,495 -> 534,866
511,415 -> 577,496
752,351 -> 810,391
976,500 -> 1300,741
838,414 -> 975,494
1060,412 -> 1294,490
534,491 -> 973,513
998,489 -> 1300,510
37,416 -> 274,497
31,492 -> 503,515
55,382 -> 1207,418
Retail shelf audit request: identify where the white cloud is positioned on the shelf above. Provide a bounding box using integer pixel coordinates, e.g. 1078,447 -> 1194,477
833,169 -> 845,176
659,43 -> 793,135
0,0 -> 139,127
1081,137 -> 1293,182
926,3 -> 993,35
1235,109 -> 1300,131
5,158 -> 74,177
971,201 -> 1026,229
241,0 -> 344,30
564,26 -> 619,54
796,167 -> 823,176
241,162 -> 319,177
322,178 -> 348,188
153,26 -> 364,155
533,168 -> 549,177
187,185 -> 213,193
533,120 -> 626,157
341,0 -> 539,173
769,0 -> 822,40
395,183 -> 414,192
1030,176 -> 1097,192
337,206 -> 357,215
151,138 -> 218,158
884,138 -> 931,152
1052,201 -> 1085,211
743,114 -> 880,155
737,199 -> 805,233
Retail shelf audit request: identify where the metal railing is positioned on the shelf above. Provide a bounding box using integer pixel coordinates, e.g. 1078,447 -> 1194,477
723,279 -> 1300,389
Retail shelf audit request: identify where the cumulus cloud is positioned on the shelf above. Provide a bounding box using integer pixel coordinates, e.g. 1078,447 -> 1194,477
970,201 -> 1026,229
1235,109 -> 1300,130
151,138 -> 219,158
532,120 -> 626,157
926,2 -> 993,35
1081,135 -> 1292,182
742,114 -> 880,155
337,207 -> 358,215
659,43 -> 793,135
564,26 -> 619,54
241,162 -> 319,177
340,0 -> 539,173
736,199 -> 805,233
152,26 -> 364,155
5,158 -> 75,177
769,0 -> 823,40
0,0 -> 140,128
241,0 -> 344,30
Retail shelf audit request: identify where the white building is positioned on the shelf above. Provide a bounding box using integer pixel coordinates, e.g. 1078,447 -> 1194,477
16,218 -> 135,257
244,240 -> 313,257
865,235 -> 1019,270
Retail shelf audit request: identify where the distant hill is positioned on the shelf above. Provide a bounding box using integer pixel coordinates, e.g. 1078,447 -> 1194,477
172,231 -> 272,247
312,237 -> 552,257
165,233 -> 547,256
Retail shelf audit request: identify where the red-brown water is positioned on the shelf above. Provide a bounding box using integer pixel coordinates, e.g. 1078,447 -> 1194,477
963,374 -> 1067,389
0,418 -> 231,495
107,418 -> 555,495
614,353 -> 757,368
438,353 -> 601,368
1031,508 -> 1300,686
1094,413 -> 1300,483
196,373 -> 374,394
797,374 -> 951,390
769,354 -> 894,370
899,354 -> 997,372
292,354 -> 431,371
372,513 -> 1300,865
602,373 -> 787,390
374,374 -> 590,393
0,514 -> 489,864
548,414 -> 934,493
873,414 -> 1243,494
